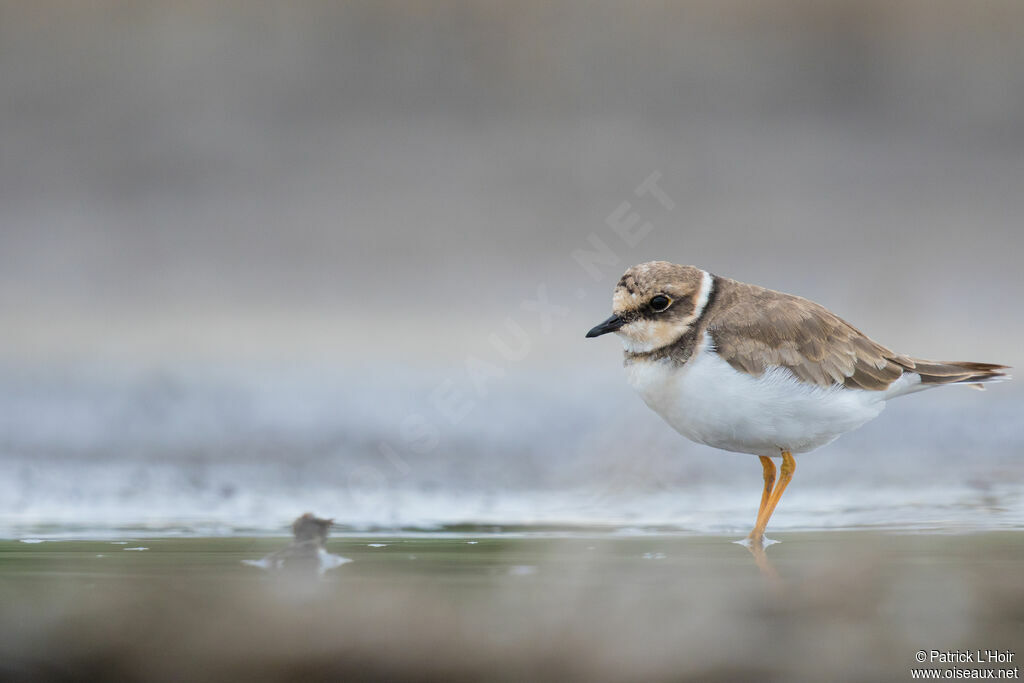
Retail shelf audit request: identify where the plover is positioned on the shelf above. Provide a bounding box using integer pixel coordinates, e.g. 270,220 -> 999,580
586,261 -> 1009,545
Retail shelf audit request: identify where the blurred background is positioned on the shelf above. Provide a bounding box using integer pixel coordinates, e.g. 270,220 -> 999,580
1,0 -> 1022,536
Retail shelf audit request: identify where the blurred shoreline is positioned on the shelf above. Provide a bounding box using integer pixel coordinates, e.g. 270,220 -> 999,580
1,361 -> 1021,539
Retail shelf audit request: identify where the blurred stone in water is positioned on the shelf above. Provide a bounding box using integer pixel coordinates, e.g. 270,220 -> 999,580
242,513 -> 350,576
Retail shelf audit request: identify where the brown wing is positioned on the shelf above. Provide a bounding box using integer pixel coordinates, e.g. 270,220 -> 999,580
706,281 -> 911,391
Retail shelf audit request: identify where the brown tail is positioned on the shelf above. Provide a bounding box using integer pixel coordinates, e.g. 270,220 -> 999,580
898,359 -> 1011,386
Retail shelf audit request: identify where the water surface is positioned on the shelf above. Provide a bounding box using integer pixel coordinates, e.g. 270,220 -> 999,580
1,532 -> 1021,682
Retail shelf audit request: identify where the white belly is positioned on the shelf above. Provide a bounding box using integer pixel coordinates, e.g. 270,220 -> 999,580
624,334 -> 891,457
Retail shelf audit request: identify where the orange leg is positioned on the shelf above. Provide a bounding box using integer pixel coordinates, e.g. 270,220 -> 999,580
755,455 -> 776,521
748,450 -> 795,545
748,456 -> 776,542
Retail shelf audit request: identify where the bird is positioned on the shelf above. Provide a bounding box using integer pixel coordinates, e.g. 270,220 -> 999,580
585,261 -> 1009,546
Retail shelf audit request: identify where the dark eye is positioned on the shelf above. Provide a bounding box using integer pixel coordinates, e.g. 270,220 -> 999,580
649,295 -> 671,312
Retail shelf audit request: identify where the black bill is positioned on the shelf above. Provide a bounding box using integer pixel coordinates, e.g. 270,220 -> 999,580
585,314 -> 626,338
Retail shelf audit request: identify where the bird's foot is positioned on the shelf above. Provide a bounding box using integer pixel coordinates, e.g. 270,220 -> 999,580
733,534 -> 779,549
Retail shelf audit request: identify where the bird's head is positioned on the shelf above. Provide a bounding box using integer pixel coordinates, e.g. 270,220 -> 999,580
585,261 -> 711,354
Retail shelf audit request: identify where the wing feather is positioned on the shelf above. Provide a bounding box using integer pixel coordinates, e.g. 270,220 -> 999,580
707,280 -> 1008,391
707,281 -> 906,391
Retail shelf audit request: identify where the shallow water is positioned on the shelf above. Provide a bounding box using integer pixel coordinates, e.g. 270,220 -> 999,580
1,532 -> 1021,682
